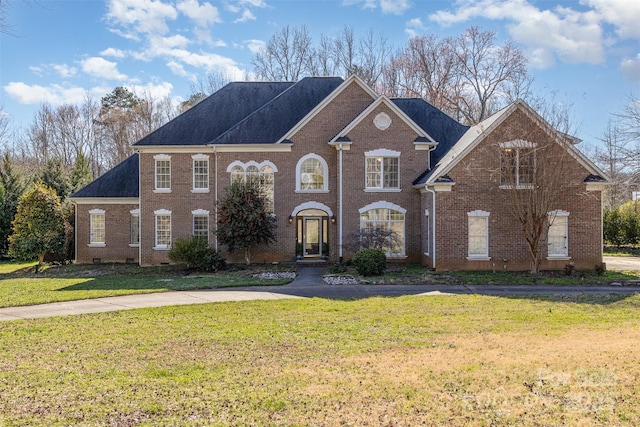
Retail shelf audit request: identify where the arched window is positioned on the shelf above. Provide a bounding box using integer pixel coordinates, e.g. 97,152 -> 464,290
359,202 -> 406,257
296,154 -> 328,192
226,161 -> 277,213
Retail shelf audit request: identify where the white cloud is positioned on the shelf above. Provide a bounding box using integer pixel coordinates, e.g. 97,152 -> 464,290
101,47 -> 127,58
177,0 -> 222,27
245,39 -> 266,54
52,64 -> 78,78
405,17 -> 426,37
4,82 -> 89,105
128,81 -> 174,100
234,9 -> 256,23
429,0 -> 605,67
343,0 -> 410,14
620,53 -> 640,82
106,0 -> 177,35
239,0 -> 267,7
81,57 -> 128,80
583,0 -> 640,39
380,0 -> 411,15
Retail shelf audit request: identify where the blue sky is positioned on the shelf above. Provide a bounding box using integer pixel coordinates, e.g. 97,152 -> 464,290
1,0 -> 639,149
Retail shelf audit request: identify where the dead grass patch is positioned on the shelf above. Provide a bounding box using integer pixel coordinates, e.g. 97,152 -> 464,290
0,295 -> 638,426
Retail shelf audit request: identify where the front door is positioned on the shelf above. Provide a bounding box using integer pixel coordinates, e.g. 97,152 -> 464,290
303,217 -> 321,257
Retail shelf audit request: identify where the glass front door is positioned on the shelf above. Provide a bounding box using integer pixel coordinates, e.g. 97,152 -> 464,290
303,217 -> 321,257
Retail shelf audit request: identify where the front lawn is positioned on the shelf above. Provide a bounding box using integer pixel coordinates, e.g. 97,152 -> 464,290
331,262 -> 640,286
0,262 -> 293,308
0,294 -> 638,425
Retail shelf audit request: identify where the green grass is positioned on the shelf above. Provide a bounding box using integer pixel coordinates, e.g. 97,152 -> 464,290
346,262 -> 640,286
0,262 -> 292,308
604,245 -> 640,256
0,294 -> 639,426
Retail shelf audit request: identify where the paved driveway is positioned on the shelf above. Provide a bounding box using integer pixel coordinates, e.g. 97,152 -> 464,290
604,256 -> 640,271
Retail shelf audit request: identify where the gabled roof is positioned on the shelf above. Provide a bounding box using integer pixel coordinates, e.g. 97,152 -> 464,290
134,81 -> 294,147
70,153 -> 139,199
278,75 -> 377,143
330,96 -> 437,143
392,98 -> 469,165
418,100 -> 609,186
213,77 -> 344,144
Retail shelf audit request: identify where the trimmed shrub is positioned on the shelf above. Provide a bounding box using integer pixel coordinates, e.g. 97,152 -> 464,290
168,236 -> 226,272
352,248 -> 386,277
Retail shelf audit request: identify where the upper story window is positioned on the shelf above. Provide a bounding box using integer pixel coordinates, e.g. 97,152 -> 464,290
296,153 -> 328,192
192,154 -> 209,192
500,140 -> 536,188
154,154 -> 171,192
89,209 -> 106,247
365,149 -> 400,191
227,161 -> 277,213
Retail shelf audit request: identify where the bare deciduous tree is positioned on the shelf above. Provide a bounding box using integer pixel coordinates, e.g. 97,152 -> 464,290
252,25 -> 313,81
493,101 -> 581,273
381,27 -> 530,125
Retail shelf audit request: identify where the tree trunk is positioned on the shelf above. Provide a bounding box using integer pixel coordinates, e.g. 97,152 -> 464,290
244,247 -> 251,265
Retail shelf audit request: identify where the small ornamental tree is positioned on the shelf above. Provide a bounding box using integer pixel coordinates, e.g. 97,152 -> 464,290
217,178 -> 276,265
8,182 -> 66,271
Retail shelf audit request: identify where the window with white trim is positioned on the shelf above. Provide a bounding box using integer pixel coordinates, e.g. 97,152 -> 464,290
548,210 -> 569,258
467,210 -> 490,259
154,209 -> 171,249
500,140 -> 535,188
130,209 -> 140,246
296,154 -> 328,192
89,209 -> 105,247
365,149 -> 400,190
192,209 -> 209,242
154,154 -> 171,192
227,161 -> 276,213
359,204 -> 405,257
192,154 -> 209,192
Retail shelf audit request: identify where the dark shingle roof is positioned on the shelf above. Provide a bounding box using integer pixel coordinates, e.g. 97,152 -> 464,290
134,81 -> 294,146
71,154 -> 139,199
584,174 -> 606,183
393,98 -> 468,186
213,77 -> 344,144
392,98 -> 469,164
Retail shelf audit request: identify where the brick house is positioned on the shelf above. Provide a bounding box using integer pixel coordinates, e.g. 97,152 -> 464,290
71,76 -> 608,270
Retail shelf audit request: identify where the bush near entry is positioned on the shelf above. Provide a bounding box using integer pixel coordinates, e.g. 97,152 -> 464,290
168,236 -> 226,272
352,248 -> 386,276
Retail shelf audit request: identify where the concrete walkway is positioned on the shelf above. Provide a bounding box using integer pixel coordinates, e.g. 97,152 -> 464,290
1,263 -> 639,322
0,290 -> 302,322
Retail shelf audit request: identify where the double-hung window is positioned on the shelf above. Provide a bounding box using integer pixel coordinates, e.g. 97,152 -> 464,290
548,210 -> 569,259
192,209 -> 210,242
89,209 -> 106,247
500,140 -> 535,188
467,210 -> 490,260
154,154 -> 171,192
192,154 -> 209,192
154,209 -> 171,250
130,209 -> 140,246
365,149 -> 400,191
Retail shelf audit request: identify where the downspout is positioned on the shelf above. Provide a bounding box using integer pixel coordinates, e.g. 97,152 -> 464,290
213,145 -> 218,251
338,144 -> 344,263
425,185 -> 436,270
